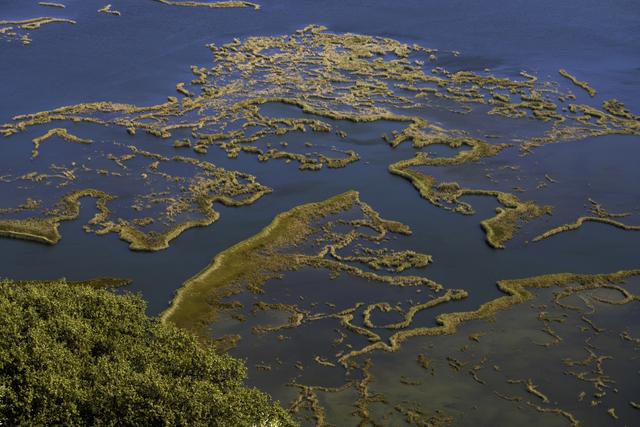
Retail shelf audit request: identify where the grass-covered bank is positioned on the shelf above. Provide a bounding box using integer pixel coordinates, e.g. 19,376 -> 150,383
0,279 -> 294,426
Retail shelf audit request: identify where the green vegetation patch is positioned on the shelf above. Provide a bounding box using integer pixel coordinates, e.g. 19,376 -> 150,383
0,279 -> 293,426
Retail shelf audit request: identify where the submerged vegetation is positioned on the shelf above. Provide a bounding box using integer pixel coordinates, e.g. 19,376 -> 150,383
0,279 -> 293,426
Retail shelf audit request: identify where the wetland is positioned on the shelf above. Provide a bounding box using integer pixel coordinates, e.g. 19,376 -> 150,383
1,0 -> 639,425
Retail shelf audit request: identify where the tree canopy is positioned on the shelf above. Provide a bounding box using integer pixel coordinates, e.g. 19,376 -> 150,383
0,279 -> 293,426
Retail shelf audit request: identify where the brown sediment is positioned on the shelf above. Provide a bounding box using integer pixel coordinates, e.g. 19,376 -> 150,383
161,191 -> 441,339
468,359 -> 486,385
620,330 -> 640,345
559,69 -> 597,97
446,356 -> 467,372
562,347 -> 615,407
468,332 -> 485,342
254,362 -> 272,371
580,315 -> 603,333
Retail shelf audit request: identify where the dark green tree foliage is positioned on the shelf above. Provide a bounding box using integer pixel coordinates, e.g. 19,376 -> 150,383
0,280 -> 294,426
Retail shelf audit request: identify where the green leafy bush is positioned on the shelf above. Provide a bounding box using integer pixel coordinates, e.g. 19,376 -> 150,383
0,280 -> 293,426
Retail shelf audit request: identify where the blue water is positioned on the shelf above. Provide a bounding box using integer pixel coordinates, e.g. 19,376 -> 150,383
2,1 -> 640,425
1,0 -> 639,313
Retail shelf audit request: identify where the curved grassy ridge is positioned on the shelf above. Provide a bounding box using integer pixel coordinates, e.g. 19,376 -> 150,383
533,199 -> 640,243
0,167 -> 270,251
0,279 -> 293,426
337,269 -> 640,364
0,189 -> 110,246
533,216 -> 640,242
162,190 -> 440,339
161,191 -> 362,335
388,159 -> 552,249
